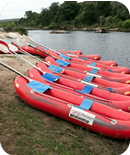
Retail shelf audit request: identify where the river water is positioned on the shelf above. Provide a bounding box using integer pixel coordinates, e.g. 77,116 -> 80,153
28,30 -> 130,68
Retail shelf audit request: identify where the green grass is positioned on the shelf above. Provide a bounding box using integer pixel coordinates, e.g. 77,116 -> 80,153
1,98 -> 129,155
0,55 -> 16,58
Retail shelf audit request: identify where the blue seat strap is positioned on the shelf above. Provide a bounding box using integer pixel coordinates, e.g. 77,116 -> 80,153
79,56 -> 87,60
42,73 -> 60,82
90,62 -> 96,66
107,87 -> 113,91
27,80 -> 52,93
108,69 -> 113,72
56,59 -> 70,66
90,68 -> 99,74
48,65 -> 63,73
43,47 -> 47,50
59,53 -> 71,60
77,85 -> 94,94
84,75 -> 94,82
75,98 -> 94,110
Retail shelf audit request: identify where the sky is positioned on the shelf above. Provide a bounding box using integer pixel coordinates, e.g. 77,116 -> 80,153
0,0 -> 130,20
0,0 -> 64,20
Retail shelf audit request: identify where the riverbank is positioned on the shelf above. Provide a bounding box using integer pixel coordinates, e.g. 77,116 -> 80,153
0,54 -> 129,154
26,26 -> 130,33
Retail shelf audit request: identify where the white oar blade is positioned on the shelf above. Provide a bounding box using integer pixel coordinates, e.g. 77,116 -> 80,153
8,44 -> 19,52
0,44 -> 10,53
9,32 -> 19,38
16,37 -> 29,46
23,34 -> 33,42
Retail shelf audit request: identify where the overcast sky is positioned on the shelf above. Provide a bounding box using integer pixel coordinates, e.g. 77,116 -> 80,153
0,1 -> 64,20
0,0 -> 130,20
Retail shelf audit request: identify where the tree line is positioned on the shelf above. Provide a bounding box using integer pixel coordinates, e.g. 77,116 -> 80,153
0,1 -> 130,33
18,1 -> 130,29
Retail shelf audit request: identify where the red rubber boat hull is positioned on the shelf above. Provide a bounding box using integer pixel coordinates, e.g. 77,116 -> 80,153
28,67 -> 130,112
58,49 -> 82,55
14,76 -> 130,139
36,62 -> 130,96
24,45 -> 117,66
21,46 -> 38,55
48,51 -> 127,72
45,56 -> 130,80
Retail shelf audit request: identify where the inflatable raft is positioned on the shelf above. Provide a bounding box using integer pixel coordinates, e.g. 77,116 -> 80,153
14,76 -> 130,139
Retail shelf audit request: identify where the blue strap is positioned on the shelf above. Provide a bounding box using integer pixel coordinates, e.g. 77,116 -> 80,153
90,68 -> 99,74
108,69 -> 113,72
81,57 -> 86,60
107,87 -> 113,91
56,59 -> 70,66
79,56 -> 86,60
56,50 -> 62,53
84,75 -> 94,82
59,53 -> 71,60
43,47 -> 47,50
77,85 -> 94,94
75,98 -> 94,110
48,65 -> 63,73
42,73 -> 60,82
90,62 -> 96,66
27,80 -> 52,93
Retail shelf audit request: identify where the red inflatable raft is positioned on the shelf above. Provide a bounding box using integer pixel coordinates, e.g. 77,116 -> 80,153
45,56 -> 130,82
28,67 -> 130,112
35,62 -> 130,96
35,46 -> 118,66
14,76 -> 130,139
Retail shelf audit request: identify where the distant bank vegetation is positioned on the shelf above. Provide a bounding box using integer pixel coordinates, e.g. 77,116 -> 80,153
0,1 -> 130,34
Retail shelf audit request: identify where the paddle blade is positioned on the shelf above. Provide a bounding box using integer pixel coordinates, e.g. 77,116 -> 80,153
11,42 -> 21,50
23,34 -> 33,42
9,32 -> 19,38
0,44 -> 10,53
8,44 -> 19,52
16,37 -> 29,46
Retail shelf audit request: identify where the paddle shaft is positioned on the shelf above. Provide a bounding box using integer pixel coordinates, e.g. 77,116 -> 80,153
7,49 -> 46,75
0,61 -> 30,81
29,45 -> 58,60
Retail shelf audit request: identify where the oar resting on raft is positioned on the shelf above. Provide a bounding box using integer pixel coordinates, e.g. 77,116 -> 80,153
16,36 -> 112,78
3,57 -> 130,127
6,33 -> 115,78
22,34 -> 82,57
21,34 -> 104,66
5,41 -> 118,95
8,40 -> 119,93
2,41 -> 126,109
0,41 -> 113,96
9,42 -> 130,99
0,60 -> 79,107
1,60 -> 123,126
10,32 -> 103,61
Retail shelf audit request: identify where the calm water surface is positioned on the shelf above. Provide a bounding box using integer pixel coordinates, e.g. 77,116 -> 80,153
28,30 -> 130,68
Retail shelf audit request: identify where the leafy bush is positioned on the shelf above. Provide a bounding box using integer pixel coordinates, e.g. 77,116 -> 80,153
123,20 -> 130,29
15,27 -> 28,35
48,22 -> 59,29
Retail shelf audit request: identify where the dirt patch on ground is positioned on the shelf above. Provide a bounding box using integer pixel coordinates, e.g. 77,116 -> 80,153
0,54 -> 129,155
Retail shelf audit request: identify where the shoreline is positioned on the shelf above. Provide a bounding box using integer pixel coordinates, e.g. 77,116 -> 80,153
25,27 -> 130,32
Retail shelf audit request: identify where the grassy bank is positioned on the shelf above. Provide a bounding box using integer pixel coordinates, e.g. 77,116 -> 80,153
0,55 -> 129,155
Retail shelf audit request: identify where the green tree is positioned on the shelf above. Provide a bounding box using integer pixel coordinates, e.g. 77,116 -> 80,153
123,19 -> 130,29
56,1 -> 80,23
83,3 -> 97,25
97,1 -> 112,17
